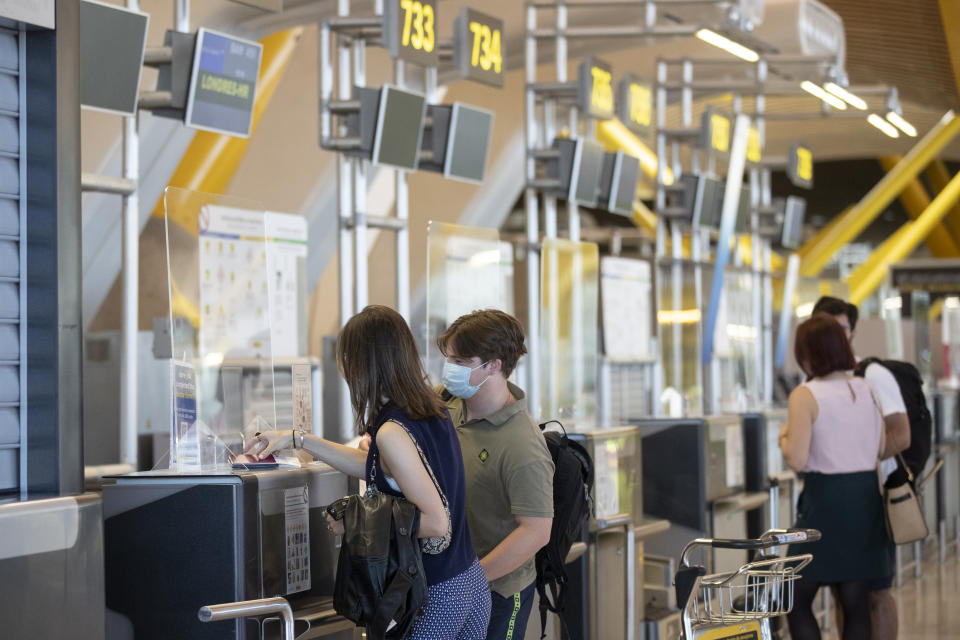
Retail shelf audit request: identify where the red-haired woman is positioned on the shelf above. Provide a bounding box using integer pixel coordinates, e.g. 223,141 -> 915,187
781,312 -> 891,640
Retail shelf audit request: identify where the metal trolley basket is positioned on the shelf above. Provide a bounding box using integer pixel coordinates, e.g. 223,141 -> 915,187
675,529 -> 821,640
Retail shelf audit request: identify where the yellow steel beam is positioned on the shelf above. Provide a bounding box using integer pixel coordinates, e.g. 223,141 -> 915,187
152,27 -> 304,230
795,204 -> 851,260
597,118 -> 674,186
878,155 -> 960,257
940,0 -> 960,106
798,111 -> 960,277
926,159 -> 960,244
632,199 -> 658,234
930,297 -> 944,322
736,235 -> 786,272
847,169 -> 960,305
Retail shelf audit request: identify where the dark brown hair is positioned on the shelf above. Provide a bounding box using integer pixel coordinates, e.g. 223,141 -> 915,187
794,312 -> 857,379
437,309 -> 527,377
337,305 -> 445,433
812,296 -> 859,331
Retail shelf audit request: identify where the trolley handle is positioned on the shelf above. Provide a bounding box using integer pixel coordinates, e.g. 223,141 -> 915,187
680,529 -> 820,566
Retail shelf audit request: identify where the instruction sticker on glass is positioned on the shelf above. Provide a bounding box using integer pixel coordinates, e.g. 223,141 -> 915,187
265,212 -> 308,357
600,257 -> 653,361
285,485 -> 311,594
593,440 -> 620,518
292,363 -> 313,436
171,360 -> 199,469
725,423 -> 744,488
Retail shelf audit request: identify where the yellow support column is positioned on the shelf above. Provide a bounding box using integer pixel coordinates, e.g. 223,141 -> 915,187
926,159 -> 960,244
847,169 -> 960,305
879,155 -> 960,257
798,111 -> 960,277
152,27 -> 304,229
597,118 -> 674,185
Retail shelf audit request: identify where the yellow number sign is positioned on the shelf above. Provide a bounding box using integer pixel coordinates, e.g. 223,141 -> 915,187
746,125 -> 762,163
629,83 -> 651,128
400,0 -> 435,52
591,66 -> 614,118
711,113 -> 730,152
468,21 -> 502,73
796,146 -> 812,181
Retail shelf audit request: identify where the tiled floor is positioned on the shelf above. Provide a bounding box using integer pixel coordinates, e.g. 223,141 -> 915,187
820,550 -> 960,639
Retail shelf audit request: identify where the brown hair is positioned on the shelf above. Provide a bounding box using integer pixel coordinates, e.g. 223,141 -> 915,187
337,305 -> 446,433
437,309 -> 527,377
794,312 -> 857,379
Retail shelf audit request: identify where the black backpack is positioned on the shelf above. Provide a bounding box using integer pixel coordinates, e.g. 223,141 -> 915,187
854,358 -> 932,477
535,420 -> 594,640
331,493 -> 427,640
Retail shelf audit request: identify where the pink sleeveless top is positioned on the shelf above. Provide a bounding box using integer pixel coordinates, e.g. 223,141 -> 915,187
801,377 -> 882,474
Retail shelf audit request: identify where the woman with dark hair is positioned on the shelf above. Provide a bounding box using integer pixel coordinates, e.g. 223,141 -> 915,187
782,313 -> 890,640
247,305 -> 490,639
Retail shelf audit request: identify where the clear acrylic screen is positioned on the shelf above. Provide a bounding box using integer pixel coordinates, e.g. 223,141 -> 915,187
162,187 -> 278,471
540,239 -> 599,425
656,258 -> 703,416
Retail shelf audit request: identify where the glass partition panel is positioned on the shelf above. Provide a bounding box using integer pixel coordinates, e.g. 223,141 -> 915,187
162,187 -> 277,472
424,223 -> 502,382
656,258 -> 703,416
540,239 -> 599,425
714,267 -> 760,413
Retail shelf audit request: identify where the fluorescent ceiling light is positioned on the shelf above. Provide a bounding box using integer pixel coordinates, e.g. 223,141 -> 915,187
823,82 -> 868,110
868,113 -> 900,138
886,111 -> 917,137
695,29 -> 759,62
800,81 -> 847,110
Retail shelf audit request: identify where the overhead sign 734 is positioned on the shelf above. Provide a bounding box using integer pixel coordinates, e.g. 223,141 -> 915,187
384,0 -> 438,66
453,7 -> 505,88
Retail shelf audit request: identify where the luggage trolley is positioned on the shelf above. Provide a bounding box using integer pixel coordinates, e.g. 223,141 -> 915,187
674,529 -> 820,640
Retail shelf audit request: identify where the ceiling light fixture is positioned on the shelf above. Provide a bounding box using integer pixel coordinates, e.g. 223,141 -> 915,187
867,113 -> 900,138
823,82 -> 868,110
695,29 -> 759,62
886,111 -> 917,137
800,81 -> 847,110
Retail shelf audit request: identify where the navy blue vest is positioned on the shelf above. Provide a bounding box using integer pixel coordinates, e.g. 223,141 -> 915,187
366,406 -> 476,586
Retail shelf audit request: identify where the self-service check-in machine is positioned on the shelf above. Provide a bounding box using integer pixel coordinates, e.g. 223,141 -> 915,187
561,426 -> 668,640
635,417 -> 754,639
103,465 -> 352,640
934,387 -> 960,561
742,409 -> 797,539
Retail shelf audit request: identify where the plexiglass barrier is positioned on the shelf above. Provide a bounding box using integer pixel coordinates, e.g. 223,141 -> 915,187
540,239 -> 599,424
657,258 -> 703,416
424,223 -> 505,382
161,187 -> 279,472
706,266 -> 760,413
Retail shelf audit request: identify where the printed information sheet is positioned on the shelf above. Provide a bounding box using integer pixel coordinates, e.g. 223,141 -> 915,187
285,485 -> 311,594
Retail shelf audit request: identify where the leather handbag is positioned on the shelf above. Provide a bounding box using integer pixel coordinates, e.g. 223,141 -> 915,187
331,492 -> 427,640
881,454 -> 928,545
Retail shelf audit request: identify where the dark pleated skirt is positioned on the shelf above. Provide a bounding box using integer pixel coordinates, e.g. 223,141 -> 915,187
787,471 -> 893,584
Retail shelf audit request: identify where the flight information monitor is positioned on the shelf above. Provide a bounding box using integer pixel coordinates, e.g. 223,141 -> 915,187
444,103 -> 494,183
780,195 -> 807,249
79,0 -> 149,116
571,139 -> 605,207
598,151 -> 640,216
372,85 -> 427,171
185,28 -> 262,138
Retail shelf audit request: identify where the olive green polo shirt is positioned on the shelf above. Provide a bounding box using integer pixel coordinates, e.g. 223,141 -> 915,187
440,383 -> 554,597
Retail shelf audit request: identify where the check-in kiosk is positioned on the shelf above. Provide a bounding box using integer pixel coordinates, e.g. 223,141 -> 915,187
742,409 -> 796,539
934,386 -> 960,560
103,465 -> 351,640
561,426 -> 667,640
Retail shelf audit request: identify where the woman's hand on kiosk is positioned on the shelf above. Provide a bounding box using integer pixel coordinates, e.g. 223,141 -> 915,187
243,430 -> 292,459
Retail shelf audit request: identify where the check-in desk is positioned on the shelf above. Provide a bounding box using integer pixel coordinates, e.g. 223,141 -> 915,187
934,387 -> 960,559
636,417 -> 756,638
557,426 -> 667,640
0,493 -> 105,640
742,409 -> 796,539
103,465 -> 351,640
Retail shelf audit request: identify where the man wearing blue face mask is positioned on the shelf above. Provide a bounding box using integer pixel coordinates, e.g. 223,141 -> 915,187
437,309 -> 554,640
